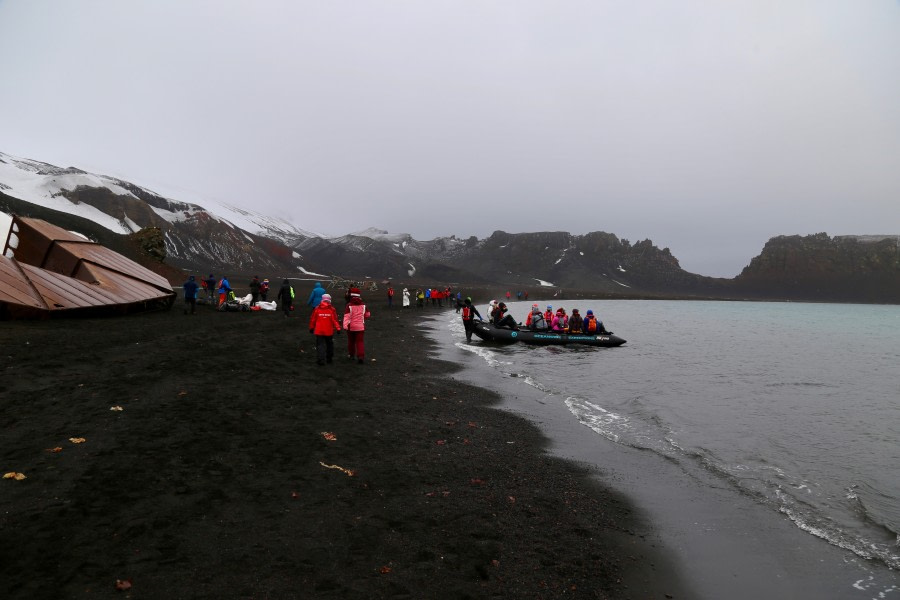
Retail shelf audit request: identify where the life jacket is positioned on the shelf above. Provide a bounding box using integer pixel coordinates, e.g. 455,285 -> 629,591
585,316 -> 598,333
462,305 -> 473,320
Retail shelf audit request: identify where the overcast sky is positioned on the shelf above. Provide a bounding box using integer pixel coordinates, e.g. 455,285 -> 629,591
1,1 -> 898,277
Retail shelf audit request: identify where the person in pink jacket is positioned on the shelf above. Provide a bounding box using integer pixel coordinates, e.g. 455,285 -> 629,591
343,287 -> 372,364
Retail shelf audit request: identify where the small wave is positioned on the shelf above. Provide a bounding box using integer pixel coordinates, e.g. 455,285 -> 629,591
455,342 -> 502,368
565,397 -> 630,443
764,381 -> 835,388
776,487 -> 900,571
523,376 -> 550,393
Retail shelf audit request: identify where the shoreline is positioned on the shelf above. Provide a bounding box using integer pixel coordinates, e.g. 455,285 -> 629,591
1,302 -> 689,598
425,306 -> 900,599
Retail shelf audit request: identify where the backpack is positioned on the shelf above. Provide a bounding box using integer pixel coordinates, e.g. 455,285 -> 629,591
531,312 -> 546,330
586,316 -> 598,333
462,306 -> 472,320
290,286 -> 295,299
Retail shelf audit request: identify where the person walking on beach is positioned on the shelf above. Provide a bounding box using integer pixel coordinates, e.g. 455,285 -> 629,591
402,288 -> 410,308
461,297 -> 483,343
276,279 -> 294,317
204,274 -> 217,306
217,276 -> 232,307
249,275 -> 261,306
309,293 -> 341,365
343,287 -> 371,364
307,281 -> 325,309
260,278 -> 270,301
182,275 -> 199,315
387,285 -> 394,309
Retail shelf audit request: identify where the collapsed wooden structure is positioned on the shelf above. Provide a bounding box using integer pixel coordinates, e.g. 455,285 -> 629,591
1,216 -> 175,319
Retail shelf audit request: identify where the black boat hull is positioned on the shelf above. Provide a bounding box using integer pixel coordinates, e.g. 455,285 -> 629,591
471,321 -> 626,347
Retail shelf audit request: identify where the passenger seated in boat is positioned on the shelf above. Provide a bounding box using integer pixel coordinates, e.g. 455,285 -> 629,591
526,304 -> 548,331
487,300 -> 498,323
491,302 -> 519,330
551,308 -> 568,331
568,309 -> 584,333
583,310 -> 610,334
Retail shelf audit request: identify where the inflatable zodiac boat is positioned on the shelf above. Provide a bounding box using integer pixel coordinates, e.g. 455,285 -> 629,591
471,321 -> 626,347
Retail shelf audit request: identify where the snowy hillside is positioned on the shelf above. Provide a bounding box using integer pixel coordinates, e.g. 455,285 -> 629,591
0,152 -> 141,234
0,151 -> 319,245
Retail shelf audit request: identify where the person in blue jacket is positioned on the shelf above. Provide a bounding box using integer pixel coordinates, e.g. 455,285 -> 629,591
217,276 -> 231,307
307,282 -> 326,309
182,275 -> 199,315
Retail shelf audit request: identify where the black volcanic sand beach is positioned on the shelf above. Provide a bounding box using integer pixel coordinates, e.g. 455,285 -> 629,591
0,299 -> 689,599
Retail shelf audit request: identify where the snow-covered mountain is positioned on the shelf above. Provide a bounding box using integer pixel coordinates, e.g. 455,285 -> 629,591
0,151 -> 326,276
0,151 -> 317,243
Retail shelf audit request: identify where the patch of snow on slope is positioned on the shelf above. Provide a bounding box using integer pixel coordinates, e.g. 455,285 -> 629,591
292,251 -> 301,259
580,251 -> 584,256
346,227 -> 410,244
617,265 -> 626,272
149,204 -> 194,224
123,214 -> 141,233
298,265 -> 328,277
408,263 -> 416,276
612,279 -> 631,288
198,199 -> 322,241
554,258 -> 563,265
534,278 -> 555,287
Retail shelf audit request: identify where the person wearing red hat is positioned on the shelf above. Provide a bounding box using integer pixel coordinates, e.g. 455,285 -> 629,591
343,288 -> 371,364
309,293 -> 341,365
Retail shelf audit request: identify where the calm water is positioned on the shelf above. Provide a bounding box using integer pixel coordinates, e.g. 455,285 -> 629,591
441,300 -> 900,573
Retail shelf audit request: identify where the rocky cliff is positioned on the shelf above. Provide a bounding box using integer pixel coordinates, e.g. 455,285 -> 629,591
734,233 -> 900,303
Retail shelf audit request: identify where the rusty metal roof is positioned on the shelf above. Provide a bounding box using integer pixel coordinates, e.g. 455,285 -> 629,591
1,215 -> 175,318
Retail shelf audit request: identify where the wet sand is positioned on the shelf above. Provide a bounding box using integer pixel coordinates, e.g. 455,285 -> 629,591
1,299 -> 689,599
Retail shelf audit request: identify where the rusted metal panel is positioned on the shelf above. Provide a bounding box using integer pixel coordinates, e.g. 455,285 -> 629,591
75,262 -> 172,304
56,241 -> 172,291
3,217 -> 87,267
0,215 -> 176,318
20,263 -> 121,309
0,255 -> 48,309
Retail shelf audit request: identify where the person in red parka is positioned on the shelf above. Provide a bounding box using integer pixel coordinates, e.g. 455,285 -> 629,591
343,287 -> 371,364
309,293 -> 341,365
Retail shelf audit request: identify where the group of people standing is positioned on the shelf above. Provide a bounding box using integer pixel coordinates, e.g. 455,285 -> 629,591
181,274 -> 278,314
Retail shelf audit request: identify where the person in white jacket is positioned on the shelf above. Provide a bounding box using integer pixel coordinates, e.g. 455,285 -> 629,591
402,288 -> 410,308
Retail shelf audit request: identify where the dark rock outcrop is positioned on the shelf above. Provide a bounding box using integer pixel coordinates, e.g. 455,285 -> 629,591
734,233 -> 900,303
